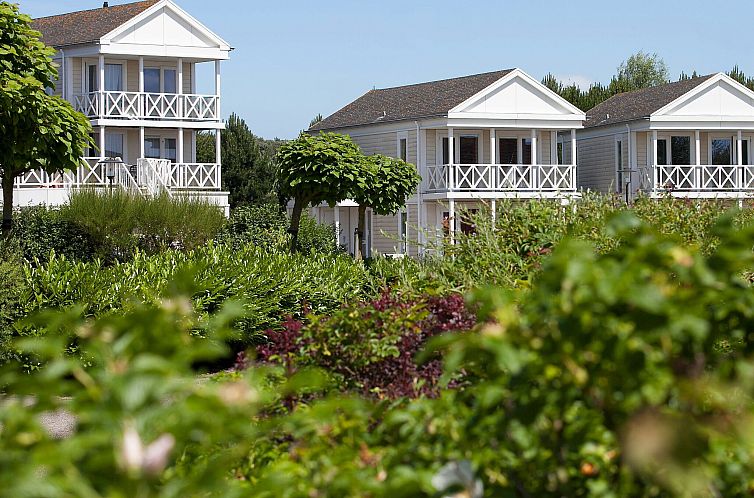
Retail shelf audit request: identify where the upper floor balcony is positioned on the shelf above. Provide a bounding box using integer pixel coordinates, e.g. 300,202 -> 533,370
74,91 -> 219,121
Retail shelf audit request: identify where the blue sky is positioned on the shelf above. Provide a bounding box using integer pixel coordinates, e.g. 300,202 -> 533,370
19,0 -> 754,139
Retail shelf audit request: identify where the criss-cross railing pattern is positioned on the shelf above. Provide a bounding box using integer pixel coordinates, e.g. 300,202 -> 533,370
169,163 -> 222,189
424,164 -> 576,193
73,92 -> 220,121
654,165 -> 754,192
13,158 -> 140,192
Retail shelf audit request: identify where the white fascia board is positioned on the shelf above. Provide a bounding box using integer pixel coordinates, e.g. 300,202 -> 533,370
100,43 -> 229,60
577,120 -> 649,139
647,119 -> 754,131
448,68 -> 586,118
52,45 -> 101,58
92,119 -> 225,130
317,117 -> 446,137
100,0 -> 231,51
446,117 -> 584,129
651,73 -> 754,117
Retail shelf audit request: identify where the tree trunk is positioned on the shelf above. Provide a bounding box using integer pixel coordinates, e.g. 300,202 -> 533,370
355,204 -> 367,260
2,173 -> 14,239
288,198 -> 305,253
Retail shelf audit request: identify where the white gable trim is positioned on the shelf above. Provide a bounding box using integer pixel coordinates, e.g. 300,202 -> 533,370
651,73 -> 754,118
100,0 -> 231,52
448,68 -> 586,119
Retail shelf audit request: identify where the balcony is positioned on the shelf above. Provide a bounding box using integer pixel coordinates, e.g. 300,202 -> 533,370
73,92 -> 220,121
643,164 -> 754,197
424,163 -> 577,195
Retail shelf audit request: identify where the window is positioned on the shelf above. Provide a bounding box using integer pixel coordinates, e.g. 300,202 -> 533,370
616,140 -> 625,193
164,69 -> 177,94
671,136 -> 691,165
657,139 -> 668,165
104,64 -> 123,92
399,210 -> 408,254
712,138 -> 732,165
164,138 -> 177,163
557,142 -> 563,165
743,140 -> 750,166
145,68 -> 161,93
399,138 -> 407,161
499,138 -> 517,164
87,65 -> 98,93
441,137 -> 449,164
460,208 -> 478,236
442,211 -> 450,238
144,137 -> 161,159
104,133 -> 124,159
87,133 -> 97,157
522,138 -> 532,164
459,136 -> 478,164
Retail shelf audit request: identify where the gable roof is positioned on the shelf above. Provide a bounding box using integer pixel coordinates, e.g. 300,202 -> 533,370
585,74 -> 716,128
310,69 -> 514,131
32,1 -> 160,48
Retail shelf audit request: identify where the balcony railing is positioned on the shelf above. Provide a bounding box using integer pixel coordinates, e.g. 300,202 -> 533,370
425,163 -> 576,193
14,158 -> 222,193
73,92 -> 220,121
653,164 -> 754,192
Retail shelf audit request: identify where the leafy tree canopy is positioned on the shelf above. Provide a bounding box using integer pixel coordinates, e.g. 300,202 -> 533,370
0,2 -> 92,236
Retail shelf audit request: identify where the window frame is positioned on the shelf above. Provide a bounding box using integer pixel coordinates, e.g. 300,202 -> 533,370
397,131 -> 409,162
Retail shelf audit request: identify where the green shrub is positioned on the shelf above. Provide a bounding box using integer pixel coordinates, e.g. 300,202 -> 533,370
220,202 -> 338,255
59,190 -> 227,260
0,240 -> 26,363
12,205 -> 94,263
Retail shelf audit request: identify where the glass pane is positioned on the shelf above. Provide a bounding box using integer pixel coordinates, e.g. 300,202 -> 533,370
164,69 -> 177,94
743,140 -> 749,166
557,143 -> 563,165
712,139 -> 732,165
399,138 -> 407,161
459,137 -> 477,164
104,134 -> 123,159
164,138 -> 177,163
104,64 -> 122,92
671,136 -> 690,165
88,65 -> 98,92
500,138 -> 517,164
144,68 -> 161,93
657,139 -> 668,165
144,138 -> 161,159
522,138 -> 532,165
441,138 -> 449,164
616,141 -> 624,193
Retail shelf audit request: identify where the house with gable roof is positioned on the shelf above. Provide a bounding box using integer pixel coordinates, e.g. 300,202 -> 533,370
309,68 -> 585,256
14,0 -> 231,213
578,73 -> 754,200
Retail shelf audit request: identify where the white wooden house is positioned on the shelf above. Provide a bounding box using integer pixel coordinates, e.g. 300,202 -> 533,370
16,0 -> 231,213
578,73 -> 754,201
309,68 -> 585,256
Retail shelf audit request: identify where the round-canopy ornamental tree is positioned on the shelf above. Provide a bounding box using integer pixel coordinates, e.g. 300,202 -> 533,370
0,2 -> 92,236
352,154 -> 420,259
277,132 -> 366,252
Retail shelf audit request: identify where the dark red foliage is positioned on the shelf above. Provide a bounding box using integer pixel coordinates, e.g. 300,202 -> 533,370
250,293 -> 476,400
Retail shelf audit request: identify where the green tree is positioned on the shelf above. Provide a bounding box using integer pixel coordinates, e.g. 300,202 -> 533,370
615,51 -> 669,90
352,154 -> 420,259
309,113 -> 323,129
196,114 -> 277,208
277,132 -> 365,252
0,2 -> 92,236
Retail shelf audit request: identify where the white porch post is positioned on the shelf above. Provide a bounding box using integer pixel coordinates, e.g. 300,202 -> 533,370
99,126 -> 106,159
138,56 -> 144,118
177,57 -> 183,119
490,128 -> 497,190
695,130 -> 701,190
448,127 -> 455,191
448,198 -> 455,246
738,130 -> 743,190
215,130 -> 222,165
418,127 -> 426,256
652,130 -> 658,193
178,128 -> 184,164
630,131 -> 638,193
491,198 -> 496,224
531,129 -> 537,164
139,127 -> 145,159
571,129 -> 577,165
98,55 -> 105,118
215,60 -> 221,120
550,130 -> 557,165
334,206 -> 340,249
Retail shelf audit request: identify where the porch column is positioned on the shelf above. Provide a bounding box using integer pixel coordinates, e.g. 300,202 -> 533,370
695,130 -> 701,190
139,127 -> 145,159
571,129 -> 577,165
215,130 -> 222,165
491,198 -> 496,224
98,55 -> 105,118
448,127 -> 454,191
448,198 -> 455,246
334,206 -> 340,249
99,126 -> 106,159
178,128 -> 184,164
652,130 -> 658,192
550,130 -> 557,165
531,129 -> 537,164
490,128 -> 496,191
418,128 -> 427,256
738,130 -> 743,190
138,56 -> 144,118
630,131 -> 638,192
177,58 -> 183,119
215,60 -> 221,120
